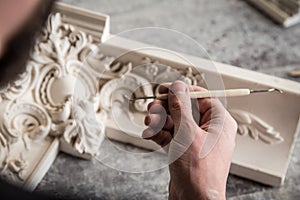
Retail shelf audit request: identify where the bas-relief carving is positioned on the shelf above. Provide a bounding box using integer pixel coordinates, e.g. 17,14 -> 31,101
30,13 -> 106,159
0,65 -> 38,102
3,103 -> 51,146
0,102 -> 51,185
230,110 -> 284,145
29,13 -> 107,159
0,9 -> 287,188
1,153 -> 28,183
54,99 -> 107,160
0,12 -> 107,185
93,54 -> 284,145
95,55 -> 207,134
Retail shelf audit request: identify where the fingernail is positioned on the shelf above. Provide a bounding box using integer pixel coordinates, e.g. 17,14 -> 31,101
144,115 -> 151,126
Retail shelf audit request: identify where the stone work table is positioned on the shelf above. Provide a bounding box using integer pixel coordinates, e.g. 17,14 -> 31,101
35,0 -> 300,199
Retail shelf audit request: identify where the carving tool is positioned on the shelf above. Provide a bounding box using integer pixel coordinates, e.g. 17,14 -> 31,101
248,0 -> 300,27
288,70 -> 300,77
124,88 -> 283,101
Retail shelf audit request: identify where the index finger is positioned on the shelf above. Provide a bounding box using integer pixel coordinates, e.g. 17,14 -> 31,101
158,83 -> 217,115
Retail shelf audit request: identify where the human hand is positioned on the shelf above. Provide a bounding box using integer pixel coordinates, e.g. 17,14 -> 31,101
143,81 -> 237,200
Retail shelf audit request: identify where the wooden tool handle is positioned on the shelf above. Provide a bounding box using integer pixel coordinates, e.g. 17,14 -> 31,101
288,70 -> 300,77
156,89 -> 251,100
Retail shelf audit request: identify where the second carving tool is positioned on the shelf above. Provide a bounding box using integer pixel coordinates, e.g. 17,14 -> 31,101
126,88 -> 283,101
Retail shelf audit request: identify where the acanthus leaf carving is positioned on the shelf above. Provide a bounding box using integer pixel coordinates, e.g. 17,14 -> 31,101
85,48 -> 133,80
230,109 -> 284,145
136,57 -> 205,86
0,64 -> 38,102
54,99 -> 107,160
28,12 -> 106,160
0,11 -> 109,187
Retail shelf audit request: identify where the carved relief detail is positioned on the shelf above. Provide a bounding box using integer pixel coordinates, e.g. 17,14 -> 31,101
52,99 -> 107,159
230,110 -> 284,145
0,102 -> 51,182
2,102 -> 52,145
0,153 -> 28,183
136,57 -> 205,87
0,65 -> 38,102
29,13 -> 105,158
32,13 -> 98,115
0,12 -> 108,184
0,8 -> 286,189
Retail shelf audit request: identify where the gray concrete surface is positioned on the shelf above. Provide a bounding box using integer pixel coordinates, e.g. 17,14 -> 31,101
35,0 -> 300,199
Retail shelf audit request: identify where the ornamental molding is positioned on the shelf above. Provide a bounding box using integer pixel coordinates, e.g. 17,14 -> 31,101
0,3 -> 294,189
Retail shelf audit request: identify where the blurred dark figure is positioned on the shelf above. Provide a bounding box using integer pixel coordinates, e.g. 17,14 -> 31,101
0,0 -> 56,199
0,0 -> 54,88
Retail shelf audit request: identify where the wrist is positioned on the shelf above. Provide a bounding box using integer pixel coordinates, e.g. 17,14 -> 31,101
202,189 -> 226,200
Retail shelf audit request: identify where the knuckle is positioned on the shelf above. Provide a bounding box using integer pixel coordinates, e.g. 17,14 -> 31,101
165,116 -> 174,129
170,101 -> 182,111
225,111 -> 238,128
226,112 -> 238,143
229,114 -> 238,132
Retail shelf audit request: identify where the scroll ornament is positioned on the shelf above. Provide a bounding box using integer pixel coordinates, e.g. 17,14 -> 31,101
230,110 -> 284,145
30,13 -> 105,159
0,12 -> 107,182
0,102 -> 51,183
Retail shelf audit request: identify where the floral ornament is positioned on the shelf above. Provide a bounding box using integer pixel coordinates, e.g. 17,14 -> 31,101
59,99 -> 106,160
230,109 -> 284,145
146,64 -> 159,77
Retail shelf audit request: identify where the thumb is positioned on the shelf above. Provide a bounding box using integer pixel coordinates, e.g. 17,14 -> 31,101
168,81 -> 194,131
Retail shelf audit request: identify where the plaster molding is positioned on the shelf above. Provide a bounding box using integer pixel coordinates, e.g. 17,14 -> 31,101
101,36 -> 300,187
0,3 -> 299,190
0,7 -> 110,188
230,109 -> 284,145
